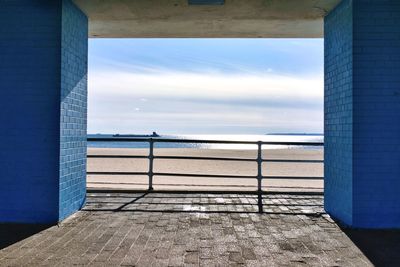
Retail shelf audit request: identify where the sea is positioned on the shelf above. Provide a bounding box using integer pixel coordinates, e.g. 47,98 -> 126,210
87,134 -> 324,150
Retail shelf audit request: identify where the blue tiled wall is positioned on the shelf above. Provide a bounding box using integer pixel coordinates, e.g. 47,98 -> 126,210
324,0 -> 354,226
59,0 -> 88,221
352,0 -> 400,228
0,0 -> 87,223
0,0 -> 62,223
325,0 -> 400,228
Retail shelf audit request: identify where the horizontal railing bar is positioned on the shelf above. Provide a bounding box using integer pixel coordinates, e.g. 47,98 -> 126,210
263,159 -> 324,163
87,172 -> 148,176
87,155 -> 148,159
154,173 -> 256,179
87,155 -> 323,163
87,171 -> 323,180
263,176 -> 324,180
87,171 -> 255,179
88,137 -> 254,144
86,182 -> 321,189
87,188 -> 324,196
87,137 -> 323,146
153,155 -> 256,162
154,174 -> 324,180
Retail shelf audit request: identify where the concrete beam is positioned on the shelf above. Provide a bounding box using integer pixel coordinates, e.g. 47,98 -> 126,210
73,0 -> 341,38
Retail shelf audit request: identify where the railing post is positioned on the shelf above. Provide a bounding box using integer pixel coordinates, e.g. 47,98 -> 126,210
257,141 -> 263,213
148,138 -> 154,191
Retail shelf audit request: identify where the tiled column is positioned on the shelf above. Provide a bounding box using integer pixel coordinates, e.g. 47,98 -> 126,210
0,0 -> 88,223
324,0 -> 400,228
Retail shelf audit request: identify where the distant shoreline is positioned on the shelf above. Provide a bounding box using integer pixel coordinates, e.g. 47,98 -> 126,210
89,133 -> 324,136
87,134 -> 324,150
266,133 -> 323,136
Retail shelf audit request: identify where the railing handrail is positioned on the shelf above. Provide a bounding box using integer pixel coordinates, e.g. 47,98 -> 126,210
87,137 -> 324,146
87,137 -> 324,213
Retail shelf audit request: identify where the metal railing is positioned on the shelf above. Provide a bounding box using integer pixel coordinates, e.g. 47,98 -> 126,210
87,137 -> 324,213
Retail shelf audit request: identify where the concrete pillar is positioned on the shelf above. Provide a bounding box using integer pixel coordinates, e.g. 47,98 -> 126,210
0,0 -> 88,223
324,0 -> 400,228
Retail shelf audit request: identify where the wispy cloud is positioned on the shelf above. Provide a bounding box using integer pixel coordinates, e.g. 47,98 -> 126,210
88,69 -> 323,134
89,70 -> 322,100
89,39 -> 324,77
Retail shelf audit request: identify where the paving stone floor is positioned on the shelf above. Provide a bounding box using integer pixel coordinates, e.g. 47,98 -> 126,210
0,192 -> 386,266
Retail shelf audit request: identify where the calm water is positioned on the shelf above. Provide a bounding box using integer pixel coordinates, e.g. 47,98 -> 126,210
88,134 -> 324,150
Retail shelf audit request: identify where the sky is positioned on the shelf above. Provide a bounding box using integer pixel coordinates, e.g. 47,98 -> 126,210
88,39 -> 324,135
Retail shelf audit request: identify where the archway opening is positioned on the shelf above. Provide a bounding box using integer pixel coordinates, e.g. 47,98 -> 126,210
86,38 -> 324,194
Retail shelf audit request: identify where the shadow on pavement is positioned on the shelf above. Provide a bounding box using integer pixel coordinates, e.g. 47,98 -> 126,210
0,224 -> 51,250
83,191 -> 326,217
343,228 -> 400,267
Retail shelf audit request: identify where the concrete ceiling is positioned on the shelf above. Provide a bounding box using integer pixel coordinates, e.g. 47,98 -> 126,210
73,0 -> 342,38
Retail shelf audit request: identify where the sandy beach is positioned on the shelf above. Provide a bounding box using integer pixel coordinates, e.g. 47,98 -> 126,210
87,147 -> 324,192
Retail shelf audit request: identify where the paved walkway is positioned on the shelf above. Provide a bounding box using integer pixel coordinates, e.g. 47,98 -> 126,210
0,192 -> 389,266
